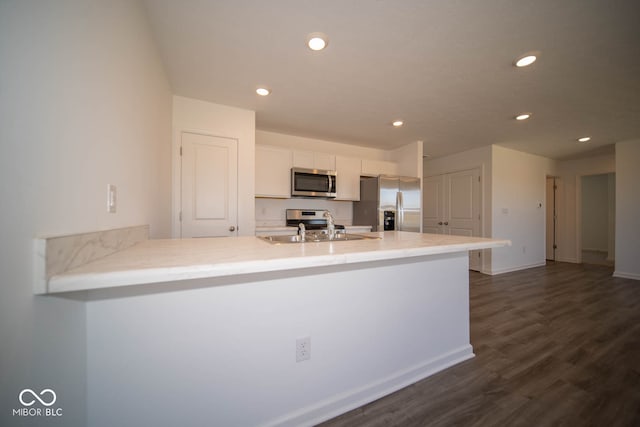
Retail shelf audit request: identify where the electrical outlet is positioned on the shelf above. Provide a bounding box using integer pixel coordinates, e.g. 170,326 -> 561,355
107,184 -> 117,213
296,336 -> 311,362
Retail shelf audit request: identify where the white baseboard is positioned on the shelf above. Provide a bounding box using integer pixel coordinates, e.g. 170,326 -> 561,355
262,345 -> 475,427
487,261 -> 547,275
613,271 -> 640,281
555,257 -> 578,263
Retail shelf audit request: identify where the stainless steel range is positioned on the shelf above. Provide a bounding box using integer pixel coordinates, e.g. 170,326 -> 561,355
286,209 -> 344,230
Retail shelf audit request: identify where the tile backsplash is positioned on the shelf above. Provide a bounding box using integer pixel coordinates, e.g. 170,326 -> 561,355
255,198 -> 353,227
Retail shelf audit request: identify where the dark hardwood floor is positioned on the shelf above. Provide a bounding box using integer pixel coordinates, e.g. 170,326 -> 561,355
320,262 -> 640,427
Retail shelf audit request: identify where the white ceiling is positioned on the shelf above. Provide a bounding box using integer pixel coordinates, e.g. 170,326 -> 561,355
143,0 -> 640,160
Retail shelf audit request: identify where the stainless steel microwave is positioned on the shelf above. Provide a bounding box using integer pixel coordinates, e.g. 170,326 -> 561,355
291,167 -> 337,198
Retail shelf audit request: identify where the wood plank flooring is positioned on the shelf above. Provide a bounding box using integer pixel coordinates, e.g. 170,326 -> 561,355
320,262 -> 640,427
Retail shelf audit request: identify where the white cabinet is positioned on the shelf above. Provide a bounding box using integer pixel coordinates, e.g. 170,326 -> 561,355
255,145 -> 291,198
361,159 -> 398,176
293,150 -> 336,170
292,151 -> 314,169
335,155 -> 361,201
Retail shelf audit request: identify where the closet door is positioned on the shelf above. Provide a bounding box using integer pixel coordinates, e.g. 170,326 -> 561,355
423,175 -> 444,234
446,169 -> 480,238
423,168 -> 482,270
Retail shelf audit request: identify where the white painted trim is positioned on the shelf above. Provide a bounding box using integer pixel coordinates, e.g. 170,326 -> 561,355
613,271 -> 640,281
261,345 -> 475,427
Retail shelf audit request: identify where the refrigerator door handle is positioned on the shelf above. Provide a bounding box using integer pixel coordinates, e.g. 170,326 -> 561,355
397,191 -> 404,231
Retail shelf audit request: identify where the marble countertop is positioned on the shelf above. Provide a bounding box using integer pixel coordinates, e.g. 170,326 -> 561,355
47,232 -> 510,294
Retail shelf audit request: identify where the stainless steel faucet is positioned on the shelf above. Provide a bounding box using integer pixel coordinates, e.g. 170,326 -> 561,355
323,211 -> 335,239
298,223 -> 306,241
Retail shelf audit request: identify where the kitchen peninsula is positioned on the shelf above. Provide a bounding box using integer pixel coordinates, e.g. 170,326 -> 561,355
36,229 -> 508,427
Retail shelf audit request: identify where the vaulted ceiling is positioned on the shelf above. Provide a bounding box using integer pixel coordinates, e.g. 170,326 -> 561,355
143,0 -> 640,159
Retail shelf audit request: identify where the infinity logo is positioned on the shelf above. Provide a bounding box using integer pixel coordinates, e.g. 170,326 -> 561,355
18,389 -> 57,407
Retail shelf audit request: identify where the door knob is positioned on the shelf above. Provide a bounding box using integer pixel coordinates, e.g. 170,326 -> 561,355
438,222 -> 443,225
444,222 -> 449,225
229,226 -> 236,232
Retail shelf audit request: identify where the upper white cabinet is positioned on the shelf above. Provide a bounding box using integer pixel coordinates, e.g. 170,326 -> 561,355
293,150 -> 336,171
255,145 -> 291,198
256,144 -> 399,200
335,156 -> 361,201
361,159 -> 398,176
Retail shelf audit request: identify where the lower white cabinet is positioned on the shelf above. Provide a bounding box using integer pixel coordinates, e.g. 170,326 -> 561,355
255,228 -> 297,236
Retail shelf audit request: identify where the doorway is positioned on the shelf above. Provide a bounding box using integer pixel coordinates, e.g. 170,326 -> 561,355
545,176 -> 559,261
580,173 -> 615,266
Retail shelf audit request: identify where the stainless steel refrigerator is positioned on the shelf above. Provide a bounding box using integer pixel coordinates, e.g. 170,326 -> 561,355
353,175 -> 421,232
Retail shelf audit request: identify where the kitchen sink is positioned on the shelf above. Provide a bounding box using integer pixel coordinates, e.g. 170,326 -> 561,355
258,232 -> 380,244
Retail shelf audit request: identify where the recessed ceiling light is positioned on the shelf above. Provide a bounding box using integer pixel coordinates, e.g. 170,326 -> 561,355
577,136 -> 591,142
307,33 -> 328,51
514,54 -> 537,68
392,120 -> 404,127
515,113 -> 532,121
256,87 -> 270,96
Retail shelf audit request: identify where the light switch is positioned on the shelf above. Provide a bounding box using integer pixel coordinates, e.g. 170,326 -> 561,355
107,184 -> 117,213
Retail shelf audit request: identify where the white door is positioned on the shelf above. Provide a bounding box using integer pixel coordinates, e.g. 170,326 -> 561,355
446,169 -> 481,271
423,175 -> 444,234
180,132 -> 238,238
423,168 -> 482,271
446,169 -> 480,237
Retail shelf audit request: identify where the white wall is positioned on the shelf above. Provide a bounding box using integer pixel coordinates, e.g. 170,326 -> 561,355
614,140 -> 640,280
172,96 -> 256,236
0,1 -> 172,425
556,154 -> 615,263
581,174 -> 611,252
490,146 -> 556,274
391,140 -> 424,178
607,173 -> 616,260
